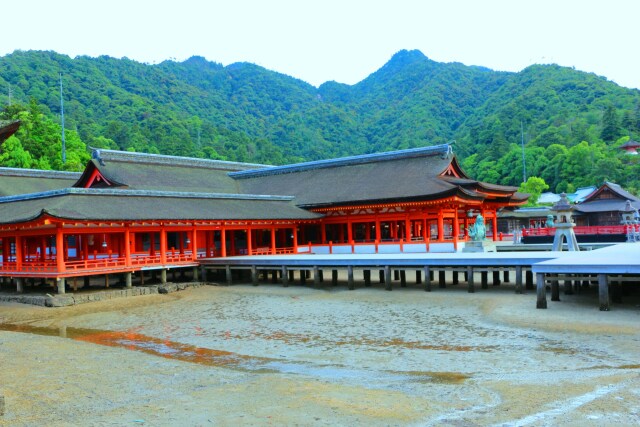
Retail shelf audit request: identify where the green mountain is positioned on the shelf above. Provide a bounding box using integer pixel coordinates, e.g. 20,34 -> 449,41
1,49 -> 639,193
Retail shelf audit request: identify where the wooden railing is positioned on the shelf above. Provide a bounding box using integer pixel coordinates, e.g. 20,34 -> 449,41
65,257 -> 127,271
0,250 -> 199,275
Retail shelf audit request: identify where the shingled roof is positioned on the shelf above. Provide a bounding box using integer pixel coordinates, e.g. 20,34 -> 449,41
0,168 -> 81,197
574,182 -> 640,213
74,149 -> 269,194
0,188 -> 320,224
231,144 -> 526,208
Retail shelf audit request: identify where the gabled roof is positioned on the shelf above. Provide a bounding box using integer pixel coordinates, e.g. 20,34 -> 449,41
232,144 -> 525,208
580,182 -> 640,204
0,167 -> 81,197
0,188 -> 320,224
74,149 -> 269,193
574,182 -> 640,213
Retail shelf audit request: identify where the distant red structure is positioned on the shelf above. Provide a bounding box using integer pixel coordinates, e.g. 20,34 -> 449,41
618,139 -> 640,155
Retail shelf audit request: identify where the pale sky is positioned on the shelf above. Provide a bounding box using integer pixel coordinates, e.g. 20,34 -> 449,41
2,0 -> 639,89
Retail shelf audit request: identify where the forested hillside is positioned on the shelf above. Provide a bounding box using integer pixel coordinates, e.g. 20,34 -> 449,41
1,49 -> 639,194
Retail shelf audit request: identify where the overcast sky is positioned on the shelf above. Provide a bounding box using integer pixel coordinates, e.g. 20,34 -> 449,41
2,0 -> 638,89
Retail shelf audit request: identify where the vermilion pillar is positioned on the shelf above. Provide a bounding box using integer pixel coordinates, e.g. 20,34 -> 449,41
55,227 -> 65,273
220,228 -> 227,257
124,226 -> 132,266
270,227 -> 276,254
437,210 -> 445,242
405,217 -> 411,242
191,227 -> 198,261
15,235 -> 23,270
159,227 -> 167,264
453,208 -> 460,250
492,210 -> 498,241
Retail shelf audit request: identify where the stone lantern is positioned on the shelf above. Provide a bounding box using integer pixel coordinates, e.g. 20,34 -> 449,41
621,200 -> 637,225
551,193 -> 579,251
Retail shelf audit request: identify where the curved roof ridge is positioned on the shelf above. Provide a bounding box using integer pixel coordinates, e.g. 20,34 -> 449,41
93,149 -> 269,171
230,144 -> 452,179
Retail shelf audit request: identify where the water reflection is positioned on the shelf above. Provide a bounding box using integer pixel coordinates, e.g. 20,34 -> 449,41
0,322 -> 470,385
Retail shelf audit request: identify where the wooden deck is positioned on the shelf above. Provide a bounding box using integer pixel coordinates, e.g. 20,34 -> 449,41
200,251 -> 570,294
532,243 -> 640,311
201,244 -> 640,310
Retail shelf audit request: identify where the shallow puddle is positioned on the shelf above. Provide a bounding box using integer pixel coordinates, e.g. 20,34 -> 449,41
0,322 -> 469,385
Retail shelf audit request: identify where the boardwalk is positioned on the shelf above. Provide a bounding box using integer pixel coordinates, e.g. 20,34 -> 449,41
201,251 -> 568,294
533,243 -> 640,311
201,244 -> 640,310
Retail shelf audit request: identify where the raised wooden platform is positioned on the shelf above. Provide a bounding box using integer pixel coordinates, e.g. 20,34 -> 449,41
200,251 -> 570,294
532,243 -> 640,311
201,244 -> 640,310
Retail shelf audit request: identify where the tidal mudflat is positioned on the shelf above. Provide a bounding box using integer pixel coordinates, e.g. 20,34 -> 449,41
1,283 -> 639,426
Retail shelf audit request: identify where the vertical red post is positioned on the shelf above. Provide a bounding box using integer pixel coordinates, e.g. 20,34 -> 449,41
191,227 -> 198,261
437,210 -> 445,242
453,207 -> 460,251
220,228 -> 227,258
270,227 -> 276,254
55,226 -> 65,273
159,226 -> 167,264
124,226 -> 132,267
405,217 -> 411,242
15,235 -> 23,271
246,227 -> 252,255
492,210 -> 498,242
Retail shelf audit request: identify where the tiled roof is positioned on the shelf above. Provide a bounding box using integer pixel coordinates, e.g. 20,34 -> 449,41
234,145 -> 524,207
76,149 -> 268,193
0,167 -> 81,197
0,188 -> 320,224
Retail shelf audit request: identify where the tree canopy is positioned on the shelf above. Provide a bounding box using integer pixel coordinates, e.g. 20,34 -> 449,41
1,49 -> 640,194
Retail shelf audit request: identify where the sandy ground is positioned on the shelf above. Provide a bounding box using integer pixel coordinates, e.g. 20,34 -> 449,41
0,278 -> 639,426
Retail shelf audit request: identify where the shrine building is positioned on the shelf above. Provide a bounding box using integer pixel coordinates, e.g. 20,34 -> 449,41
0,143 -> 527,293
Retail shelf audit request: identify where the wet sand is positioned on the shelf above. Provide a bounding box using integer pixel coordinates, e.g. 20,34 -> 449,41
1,281 -> 639,426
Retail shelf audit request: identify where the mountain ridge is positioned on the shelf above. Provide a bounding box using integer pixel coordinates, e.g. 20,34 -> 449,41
1,49 -> 639,193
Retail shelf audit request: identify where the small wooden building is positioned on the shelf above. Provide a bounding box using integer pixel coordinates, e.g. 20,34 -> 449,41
574,182 -> 640,226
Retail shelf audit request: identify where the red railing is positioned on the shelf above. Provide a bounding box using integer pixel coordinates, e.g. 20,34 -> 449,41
522,225 -> 634,237
0,250 -> 199,276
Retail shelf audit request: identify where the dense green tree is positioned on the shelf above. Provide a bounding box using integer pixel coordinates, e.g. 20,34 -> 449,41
601,104 -> 621,142
1,49 -> 640,195
519,176 -> 549,206
0,135 -> 34,168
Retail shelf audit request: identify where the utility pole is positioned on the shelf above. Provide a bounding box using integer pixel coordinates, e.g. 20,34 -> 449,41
521,121 -> 526,183
59,73 -> 66,164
